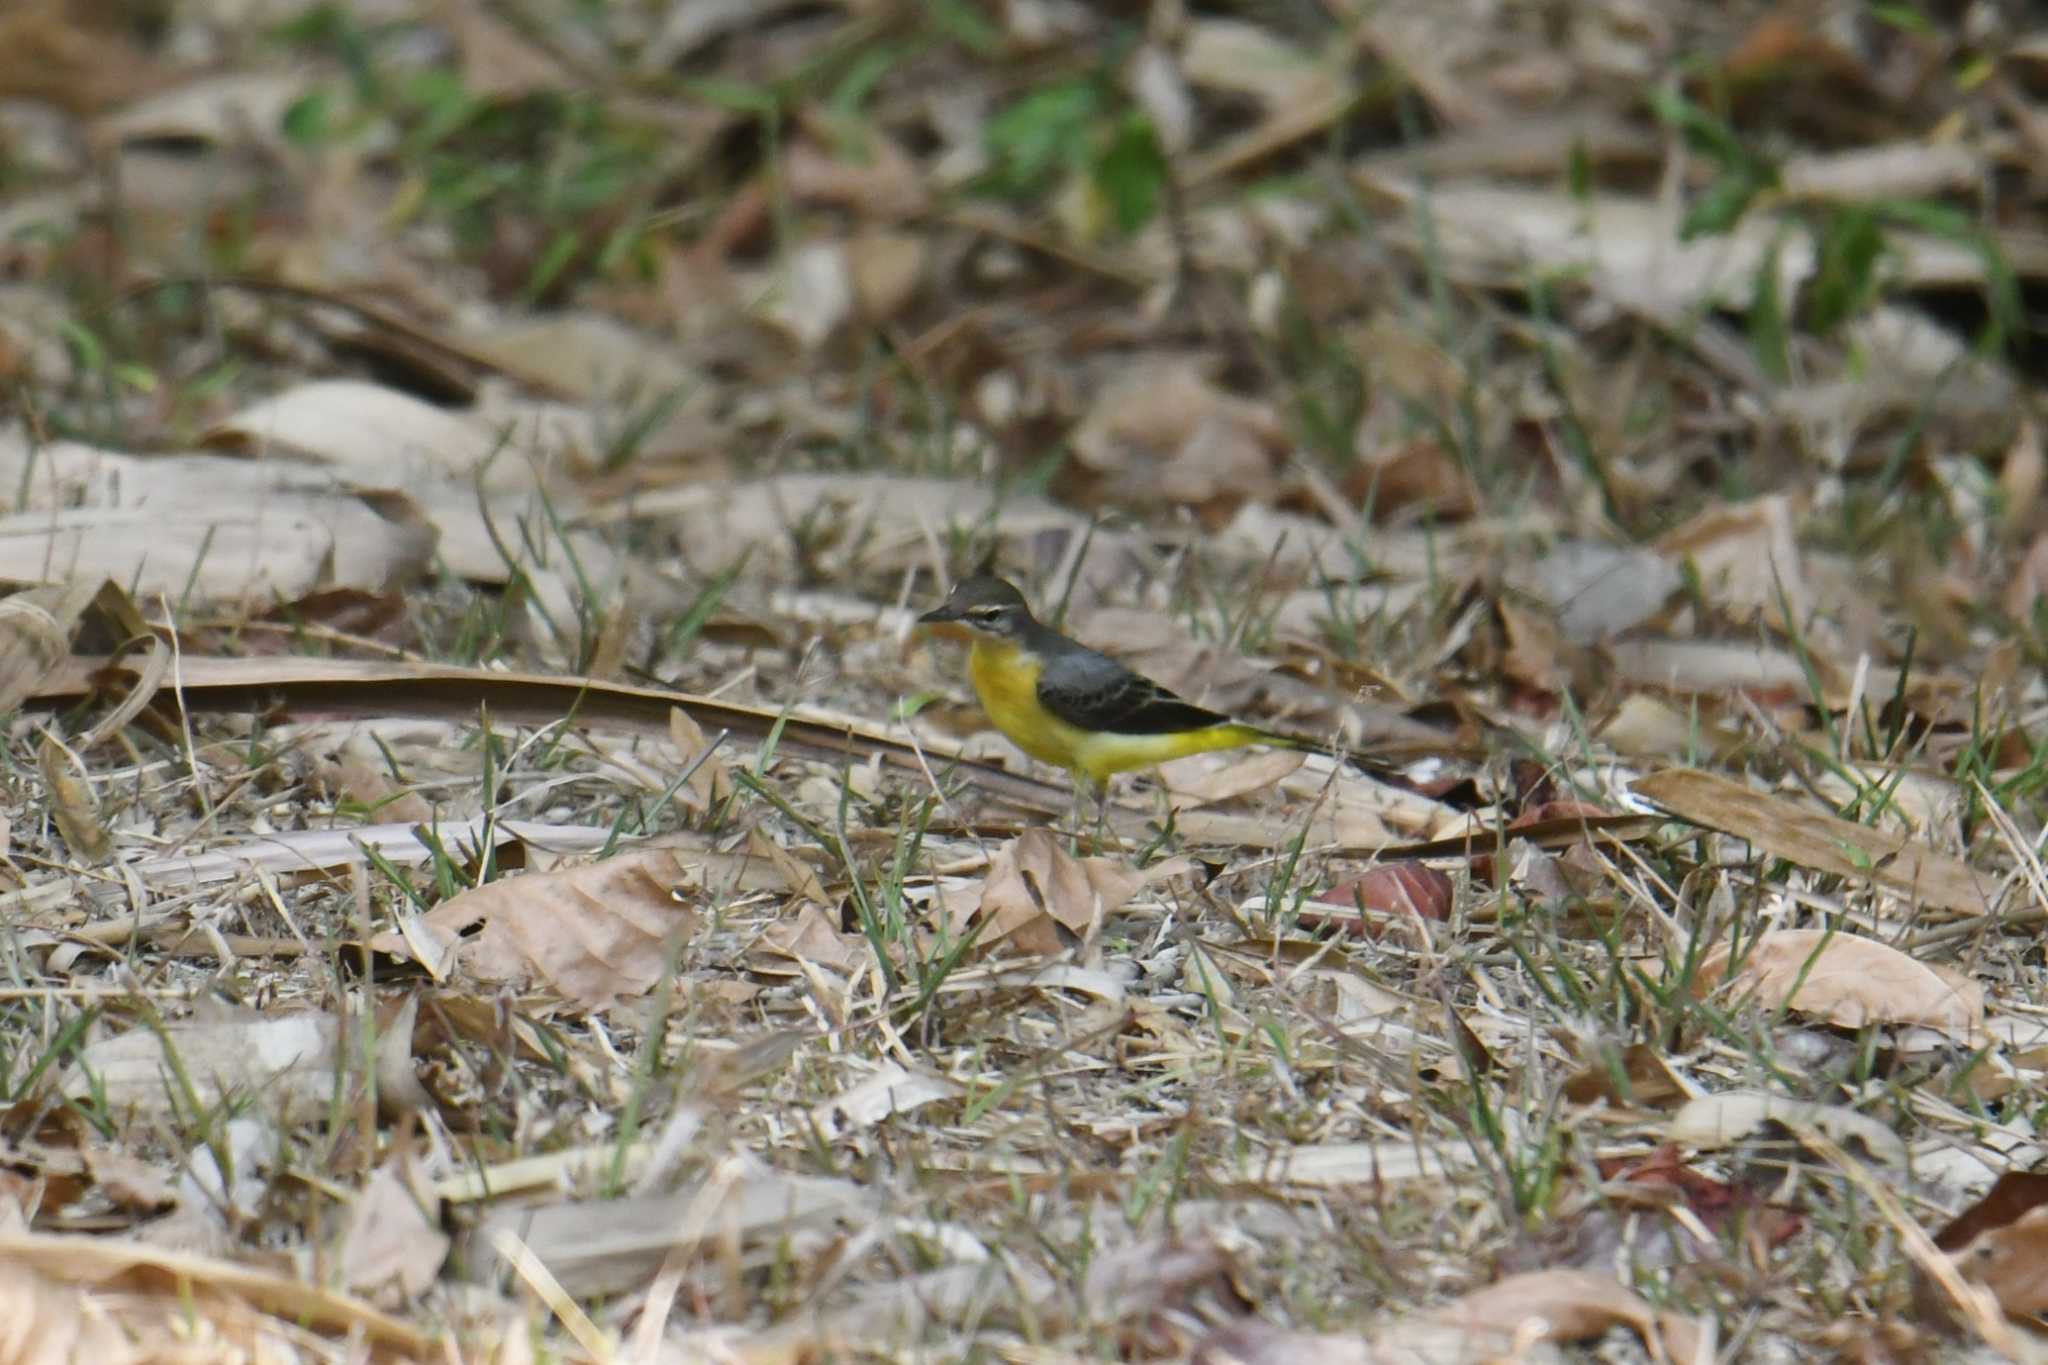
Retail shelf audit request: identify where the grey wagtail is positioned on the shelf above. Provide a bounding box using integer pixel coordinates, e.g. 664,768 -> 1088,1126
918,574 -> 1344,794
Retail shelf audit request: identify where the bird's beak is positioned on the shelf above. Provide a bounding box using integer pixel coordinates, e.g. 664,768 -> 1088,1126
918,602 -> 961,624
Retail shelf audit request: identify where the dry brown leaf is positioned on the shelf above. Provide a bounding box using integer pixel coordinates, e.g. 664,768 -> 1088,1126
1998,416 -> 2044,538
745,826 -> 827,906
0,1232 -> 427,1352
1527,541 -> 1681,643
847,230 -> 927,321
91,71 -> 311,154
78,1147 -> 176,1214
478,1166 -> 873,1299
207,379 -> 556,484
460,313 -> 705,404
30,652 -> 1076,814
748,242 -> 854,350
1497,599 -> 1572,695
1666,1089 -> 1907,1166
1358,174 -> 2027,318
1657,495 -> 1810,632
1432,1268 -> 1705,1363
0,581 -> 95,716
135,817 -> 617,889
1179,20 -> 1339,113
1944,1207 -> 2048,1319
438,0 -> 574,99
669,705 -> 734,810
398,847 -> 703,1012
967,829 -> 1142,957
1604,638 -> 1820,700
0,501 -> 430,605
1069,359 -> 1287,509
784,133 -> 930,219
811,1061 -> 963,1139
35,733 -> 107,864
753,902 -> 869,974
1694,929 -> 1983,1040
333,1159 -> 448,1307
1561,1041 -> 1687,1110
1312,864 -> 1455,933
0,3 -> 163,116
1182,20 -> 1359,184
1933,1170 -> 2048,1253
0,1255 -> 137,1364
1631,769 -> 1992,917
1157,748 -> 1304,804
1342,435 -> 1480,522
0,435 -> 438,602
1595,693 -> 1743,762
310,730 -> 435,824
63,1013 -> 339,1113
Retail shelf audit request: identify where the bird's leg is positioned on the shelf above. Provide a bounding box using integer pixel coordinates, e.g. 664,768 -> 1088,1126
1064,771 -> 1111,854
1087,776 -> 1115,856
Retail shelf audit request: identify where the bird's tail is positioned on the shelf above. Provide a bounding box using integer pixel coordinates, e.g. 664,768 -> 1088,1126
1253,726 -> 1405,778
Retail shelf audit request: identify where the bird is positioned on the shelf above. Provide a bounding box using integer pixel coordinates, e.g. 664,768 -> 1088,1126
918,573 -> 1348,804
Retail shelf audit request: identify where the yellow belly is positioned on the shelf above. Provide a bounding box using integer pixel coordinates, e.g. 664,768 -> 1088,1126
966,639 -> 1266,785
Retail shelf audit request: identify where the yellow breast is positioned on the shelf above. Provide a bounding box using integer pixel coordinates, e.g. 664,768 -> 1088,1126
967,638 -> 1090,772
965,637 -> 1265,784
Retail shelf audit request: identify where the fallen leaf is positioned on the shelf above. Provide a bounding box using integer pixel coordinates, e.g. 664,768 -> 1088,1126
1157,748 -> 1304,803
1941,1205 -> 2048,1319
206,379 -> 558,484
36,732 -> 108,863
1527,540 -> 1681,643
1934,1171 -> 2048,1253
0,1258 -> 135,1362
438,0 -> 573,99
749,241 -> 853,350
1604,638 -> 1821,700
746,826 -> 828,907
811,1061 -> 963,1138
1310,864 -> 1455,935
1497,598 -> 1574,695
1431,1268 -> 1705,1363
1998,416 -> 2044,538
30,652 -> 1077,815
967,829 -> 1142,957
846,230 -> 926,321
392,847 -> 703,1012
477,1165 -> 873,1299
753,902 -> 870,974
78,1147 -> 176,1214
1657,495 -> 1810,632
1694,929 -> 1983,1039
0,435 -> 438,602
0,581 -> 95,715
1666,1089 -> 1907,1166
1631,769 -> 1993,917
333,1160 -> 447,1307
1068,359 -> 1287,511
64,1013 -> 340,1114
1192,1321 -> 1375,1365
0,1231 -> 427,1351
1596,693 -> 1744,761
1562,1042 -> 1688,1110
1599,1145 -> 1803,1248
1342,435 -> 1479,521
91,70 -> 312,154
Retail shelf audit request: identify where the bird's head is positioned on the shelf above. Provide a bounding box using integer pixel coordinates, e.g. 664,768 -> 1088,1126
919,574 -> 1034,640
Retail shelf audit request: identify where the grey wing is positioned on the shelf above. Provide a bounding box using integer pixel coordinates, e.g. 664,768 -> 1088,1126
1035,648 -> 1233,735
